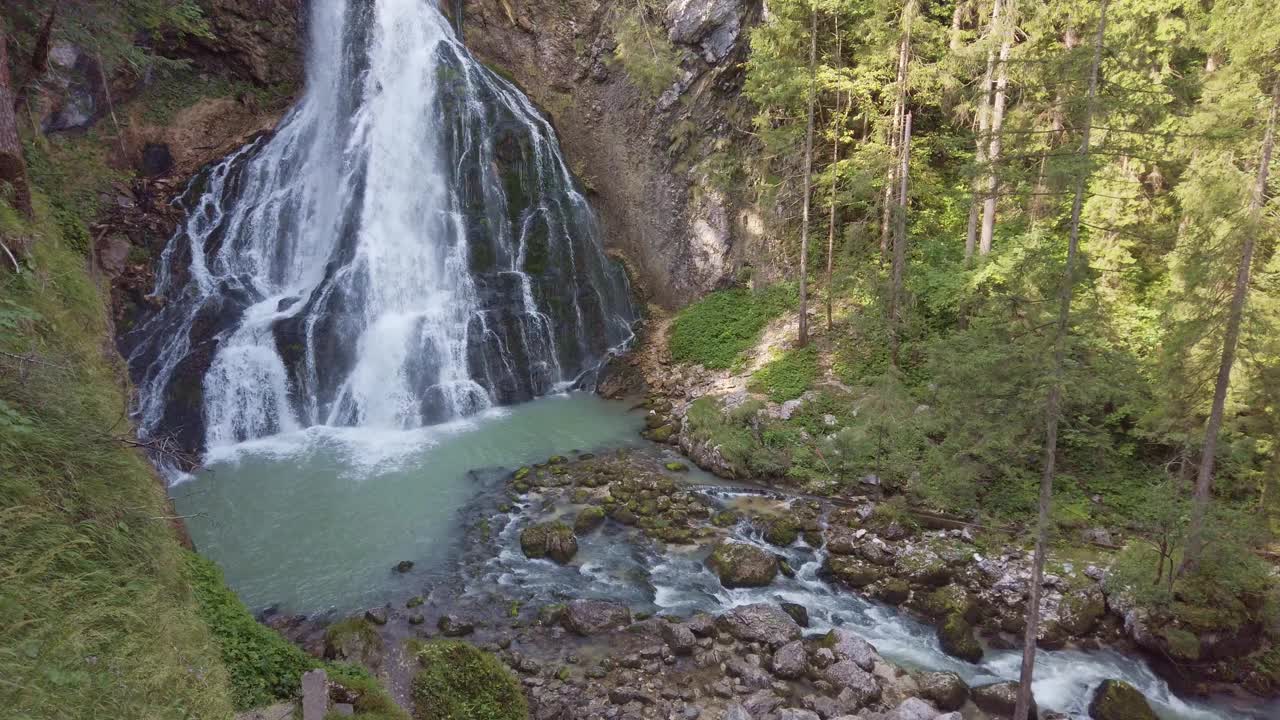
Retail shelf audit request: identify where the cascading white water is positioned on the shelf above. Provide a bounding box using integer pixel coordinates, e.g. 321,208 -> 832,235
124,0 -> 635,454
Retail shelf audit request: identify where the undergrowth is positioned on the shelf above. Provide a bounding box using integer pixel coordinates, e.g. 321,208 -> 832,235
0,196 -> 234,719
411,640 -> 528,720
750,346 -> 820,401
609,3 -> 683,98
668,284 -> 795,369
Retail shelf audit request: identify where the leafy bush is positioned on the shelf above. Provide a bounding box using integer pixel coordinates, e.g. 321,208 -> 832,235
412,640 -> 528,720
750,347 -> 820,401
669,284 -> 795,369
184,552 -> 316,709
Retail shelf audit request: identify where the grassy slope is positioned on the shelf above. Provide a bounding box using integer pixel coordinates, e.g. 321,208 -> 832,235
0,193 -> 235,718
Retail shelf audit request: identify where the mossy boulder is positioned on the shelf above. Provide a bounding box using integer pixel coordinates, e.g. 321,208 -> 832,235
711,510 -> 739,528
763,517 -> 800,547
1057,589 -> 1105,637
913,584 -> 980,624
917,671 -> 968,712
413,640 -> 528,720
937,614 -> 983,662
824,556 -> 886,588
512,466 -> 531,482
665,461 -> 689,472
645,424 -> 677,443
707,541 -> 778,588
1161,626 -> 1202,661
519,521 -> 578,564
573,506 -> 606,534
972,681 -> 1035,720
324,617 -> 384,669
1088,679 -> 1157,720
870,577 -> 911,605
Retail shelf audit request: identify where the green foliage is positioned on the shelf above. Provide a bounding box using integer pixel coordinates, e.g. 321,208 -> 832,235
609,4 -> 682,98
750,347 -> 820,401
669,284 -> 796,369
134,67 -> 296,125
23,134 -> 126,257
0,197 -> 234,718
412,640 -> 528,720
184,552 -> 315,709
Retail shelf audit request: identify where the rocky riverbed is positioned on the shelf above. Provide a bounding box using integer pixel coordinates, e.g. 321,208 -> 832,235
264,448 -> 1274,720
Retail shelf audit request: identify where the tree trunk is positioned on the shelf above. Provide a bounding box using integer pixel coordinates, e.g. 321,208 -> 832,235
1013,3 -> 1107,717
881,0 -> 913,266
1181,77 -> 1280,574
826,22 -> 844,332
797,4 -> 817,349
14,7 -> 58,114
889,112 -> 912,368
978,2 -> 1013,256
965,0 -> 1002,261
949,0 -> 966,51
0,36 -> 33,218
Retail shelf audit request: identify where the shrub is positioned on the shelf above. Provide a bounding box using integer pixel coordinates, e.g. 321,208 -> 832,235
184,552 -> 316,709
750,347 -> 820,401
610,5 -> 682,97
669,284 -> 795,369
412,641 -> 528,720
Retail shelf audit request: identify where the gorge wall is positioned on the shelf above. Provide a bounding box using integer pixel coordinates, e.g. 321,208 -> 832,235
456,0 -> 783,307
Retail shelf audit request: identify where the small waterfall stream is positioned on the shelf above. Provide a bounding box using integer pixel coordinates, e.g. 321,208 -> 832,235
122,0 -> 634,453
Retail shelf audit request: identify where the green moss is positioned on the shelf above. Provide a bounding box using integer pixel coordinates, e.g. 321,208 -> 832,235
750,347 -> 820,402
1161,627 -> 1201,661
327,663 -> 410,720
412,641 -> 528,720
763,517 -> 799,547
1088,679 -> 1158,720
573,506 -> 606,534
665,461 -> 689,472
609,7 -> 682,98
668,285 -> 796,369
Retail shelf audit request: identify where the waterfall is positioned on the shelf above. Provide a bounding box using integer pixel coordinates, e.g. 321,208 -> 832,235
122,0 -> 636,454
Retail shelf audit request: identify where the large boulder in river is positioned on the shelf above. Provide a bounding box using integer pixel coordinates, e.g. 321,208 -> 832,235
561,599 -> 631,636
707,541 -> 778,588
937,614 -> 983,662
821,628 -> 877,671
917,671 -> 968,711
1088,679 -> 1158,720
972,681 -> 1036,720
520,521 -> 578,563
716,603 -> 802,648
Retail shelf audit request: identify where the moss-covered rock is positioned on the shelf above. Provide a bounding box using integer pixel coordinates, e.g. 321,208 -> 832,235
937,613 -> 983,662
1057,589 -> 1105,637
1161,626 -> 1202,661
512,466 -> 530,482
913,584 -> 979,623
573,506 -> 606,534
707,541 -> 778,588
412,640 -> 528,720
324,617 -> 384,669
870,577 -> 911,605
1088,679 -> 1157,720
763,517 -> 799,547
711,510 -> 739,527
824,556 -> 886,588
665,461 -> 689,472
645,423 -> 677,443
519,521 -> 578,563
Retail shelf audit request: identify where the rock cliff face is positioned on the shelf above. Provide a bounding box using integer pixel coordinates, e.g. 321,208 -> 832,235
457,0 -> 782,307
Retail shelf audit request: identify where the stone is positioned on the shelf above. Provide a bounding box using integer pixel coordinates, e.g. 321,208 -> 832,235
661,622 -> 698,655
741,690 -> 781,716
407,613 -> 424,625
574,506 -> 606,534
363,608 -> 388,625
331,704 -> 354,717
770,640 -> 808,679
913,584 -> 979,623
870,577 -> 911,605
301,668 -> 327,720
823,660 -> 880,707
780,602 -> 809,628
763,518 -> 800,547
1056,589 -> 1105,637
777,710 -> 819,720
707,541 -> 778,588
821,629 -> 877,671
936,614 -> 982,662
562,599 -> 632,636
1088,679 -> 1158,720
686,612 -> 717,637
521,521 -> 579,563
916,671 -> 967,711
726,657 -> 773,689
824,556 -> 885,588
665,0 -> 743,61
437,614 -> 474,637
140,143 -> 175,177
716,603 -> 802,648
885,697 -> 938,720
972,681 -> 1036,720
1081,526 -> 1115,545
721,703 -> 751,720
